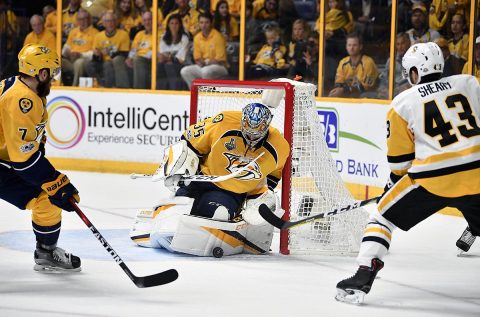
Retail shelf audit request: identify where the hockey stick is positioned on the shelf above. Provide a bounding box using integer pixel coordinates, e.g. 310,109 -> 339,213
130,152 -> 265,183
69,199 -> 179,288
259,196 -> 380,230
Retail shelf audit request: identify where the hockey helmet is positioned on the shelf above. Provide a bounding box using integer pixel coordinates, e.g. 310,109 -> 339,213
241,103 -> 273,147
401,42 -> 444,86
18,44 -> 61,80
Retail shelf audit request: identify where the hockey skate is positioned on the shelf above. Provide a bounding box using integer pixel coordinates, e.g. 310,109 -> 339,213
34,243 -> 81,273
456,227 -> 476,256
335,258 -> 384,305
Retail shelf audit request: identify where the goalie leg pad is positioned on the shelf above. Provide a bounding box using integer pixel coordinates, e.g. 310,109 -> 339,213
129,196 -> 194,249
170,215 -> 249,256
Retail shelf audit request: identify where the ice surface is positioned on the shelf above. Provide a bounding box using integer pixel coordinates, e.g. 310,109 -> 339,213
0,171 -> 479,317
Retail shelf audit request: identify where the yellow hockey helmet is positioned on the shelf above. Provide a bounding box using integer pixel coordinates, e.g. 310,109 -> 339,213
18,44 -> 61,79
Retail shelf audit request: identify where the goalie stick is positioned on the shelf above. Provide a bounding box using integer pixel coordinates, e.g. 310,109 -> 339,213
70,200 -> 178,288
258,196 -> 380,230
130,152 -> 265,183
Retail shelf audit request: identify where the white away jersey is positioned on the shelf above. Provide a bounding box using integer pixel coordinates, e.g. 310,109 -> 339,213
387,74 -> 480,197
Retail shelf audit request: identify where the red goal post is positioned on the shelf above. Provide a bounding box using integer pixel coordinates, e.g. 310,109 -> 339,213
189,79 -> 366,255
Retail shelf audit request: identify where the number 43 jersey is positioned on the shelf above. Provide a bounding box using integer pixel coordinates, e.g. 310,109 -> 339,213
387,74 -> 480,197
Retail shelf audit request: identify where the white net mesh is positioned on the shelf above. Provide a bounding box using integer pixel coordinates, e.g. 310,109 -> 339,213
191,79 -> 367,255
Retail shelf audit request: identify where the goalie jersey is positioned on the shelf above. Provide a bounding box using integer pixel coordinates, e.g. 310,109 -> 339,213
387,74 -> 480,197
0,76 -> 47,164
183,111 -> 290,194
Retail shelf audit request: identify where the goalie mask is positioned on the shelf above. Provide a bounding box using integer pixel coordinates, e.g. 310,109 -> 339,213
401,42 -> 444,86
241,103 -> 273,148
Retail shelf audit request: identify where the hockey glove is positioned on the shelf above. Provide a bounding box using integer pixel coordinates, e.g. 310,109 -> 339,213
242,190 -> 277,225
41,172 -> 80,211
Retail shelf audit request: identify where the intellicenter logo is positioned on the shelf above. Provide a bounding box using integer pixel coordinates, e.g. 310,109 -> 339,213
46,96 -> 86,149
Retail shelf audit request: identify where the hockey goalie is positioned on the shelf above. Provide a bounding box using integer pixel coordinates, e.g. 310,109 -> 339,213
129,102 -> 289,257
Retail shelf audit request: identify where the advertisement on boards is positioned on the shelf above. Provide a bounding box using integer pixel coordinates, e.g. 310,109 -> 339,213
45,90 -> 190,163
317,102 -> 389,187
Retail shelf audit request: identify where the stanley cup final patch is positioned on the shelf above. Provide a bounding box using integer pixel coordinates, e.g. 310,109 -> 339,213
19,98 -> 33,114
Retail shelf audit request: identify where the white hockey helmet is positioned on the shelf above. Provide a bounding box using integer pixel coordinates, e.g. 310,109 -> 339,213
401,42 -> 444,86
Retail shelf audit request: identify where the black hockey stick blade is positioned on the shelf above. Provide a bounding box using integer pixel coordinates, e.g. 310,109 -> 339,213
259,196 -> 379,230
131,268 -> 179,288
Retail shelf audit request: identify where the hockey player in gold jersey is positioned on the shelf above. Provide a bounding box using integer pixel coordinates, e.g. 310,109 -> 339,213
336,42 -> 480,304
129,102 -> 290,256
0,44 -> 81,272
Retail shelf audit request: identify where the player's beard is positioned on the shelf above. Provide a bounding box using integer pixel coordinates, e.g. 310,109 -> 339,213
36,79 -> 51,97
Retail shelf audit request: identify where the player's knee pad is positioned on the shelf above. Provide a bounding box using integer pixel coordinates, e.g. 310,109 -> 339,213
129,196 -> 194,249
27,191 -> 62,226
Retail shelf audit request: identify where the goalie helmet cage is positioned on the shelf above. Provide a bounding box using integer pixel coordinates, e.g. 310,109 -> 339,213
190,79 -> 367,255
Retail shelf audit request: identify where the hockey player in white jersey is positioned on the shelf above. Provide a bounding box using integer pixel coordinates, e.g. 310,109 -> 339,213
336,42 -> 480,304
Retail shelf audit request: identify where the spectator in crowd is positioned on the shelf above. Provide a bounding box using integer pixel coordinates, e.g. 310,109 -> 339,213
448,13 -> 469,61
180,12 -> 228,88
406,3 -> 441,44
64,0 -> 81,38
80,0 -> 115,28
163,0 -> 201,37
429,0 -> 450,35
435,37 -> 465,77
193,0 -> 211,13
213,0 -> 239,42
254,0 -> 279,21
462,36 -> 480,80
42,5 -> 55,20
245,1 -> 266,53
44,8 -> 57,35
44,0 -> 80,40
24,15 -> 56,52
377,32 -> 411,99
349,0 -> 389,42
328,33 -> 379,98
87,11 -> 131,88
321,0 -> 353,38
134,0 -> 166,35
290,30 -> 319,85
448,0 -> 470,19
321,0 -> 353,93
62,9 -> 99,86
126,11 -> 153,89
116,0 -> 142,39
277,0 -> 299,45
211,0 -> 241,18
286,19 -> 310,78
157,13 -> 190,90
246,25 -> 288,80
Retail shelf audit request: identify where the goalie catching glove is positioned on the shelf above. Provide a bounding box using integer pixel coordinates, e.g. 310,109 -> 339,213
242,190 -> 278,225
41,172 -> 80,211
154,140 -> 199,192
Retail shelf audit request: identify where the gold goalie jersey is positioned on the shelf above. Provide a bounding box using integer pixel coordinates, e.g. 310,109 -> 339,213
0,76 -> 47,163
183,111 -> 290,195
387,74 -> 480,197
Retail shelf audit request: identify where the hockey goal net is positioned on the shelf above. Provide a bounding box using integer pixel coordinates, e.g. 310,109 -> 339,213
190,79 -> 367,255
